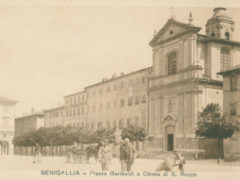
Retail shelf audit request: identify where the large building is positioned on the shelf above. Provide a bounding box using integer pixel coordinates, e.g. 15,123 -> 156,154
43,7 -> 240,157
218,65 -> 240,160
85,68 -> 150,130
0,96 -> 17,155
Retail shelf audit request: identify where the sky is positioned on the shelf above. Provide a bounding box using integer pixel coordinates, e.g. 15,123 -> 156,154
1,0 -> 240,116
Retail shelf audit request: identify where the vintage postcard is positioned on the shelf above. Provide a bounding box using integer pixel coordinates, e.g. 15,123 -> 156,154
0,0 -> 240,180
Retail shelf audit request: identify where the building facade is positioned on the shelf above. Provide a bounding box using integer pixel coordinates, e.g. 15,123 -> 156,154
44,106 -> 64,128
148,7 -> 240,155
15,112 -> 44,137
218,65 -> 240,160
0,96 -> 17,155
85,68 -> 150,130
63,91 -> 87,127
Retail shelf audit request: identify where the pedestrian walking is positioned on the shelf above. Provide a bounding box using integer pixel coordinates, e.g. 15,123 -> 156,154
119,138 -> 136,171
98,139 -> 112,171
66,144 -> 73,163
33,143 -> 41,163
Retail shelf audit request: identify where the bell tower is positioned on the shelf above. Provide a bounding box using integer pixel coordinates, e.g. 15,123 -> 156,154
206,7 -> 235,40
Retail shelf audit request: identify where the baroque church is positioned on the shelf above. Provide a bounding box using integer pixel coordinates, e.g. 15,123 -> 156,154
148,7 -> 240,156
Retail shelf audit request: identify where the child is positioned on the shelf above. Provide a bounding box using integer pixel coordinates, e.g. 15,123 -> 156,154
177,152 -> 185,171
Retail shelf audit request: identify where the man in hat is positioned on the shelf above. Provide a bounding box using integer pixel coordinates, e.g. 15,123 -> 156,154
119,138 -> 136,171
98,139 -> 112,171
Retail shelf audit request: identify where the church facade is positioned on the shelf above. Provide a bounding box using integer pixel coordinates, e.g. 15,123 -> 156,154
148,7 -> 240,156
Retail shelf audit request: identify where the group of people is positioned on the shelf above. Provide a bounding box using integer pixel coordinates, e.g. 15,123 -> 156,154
98,137 -> 185,172
98,138 -> 136,171
32,139 -> 186,172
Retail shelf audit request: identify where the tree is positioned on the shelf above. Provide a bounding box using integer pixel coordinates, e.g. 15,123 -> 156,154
196,103 -> 240,160
90,128 -> 116,144
121,125 -> 148,150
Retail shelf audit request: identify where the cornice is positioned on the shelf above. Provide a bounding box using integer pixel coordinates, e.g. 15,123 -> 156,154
149,65 -> 203,81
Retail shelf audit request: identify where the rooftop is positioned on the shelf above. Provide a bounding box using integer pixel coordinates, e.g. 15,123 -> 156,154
0,96 -> 17,105
15,112 -> 44,120
85,67 -> 152,89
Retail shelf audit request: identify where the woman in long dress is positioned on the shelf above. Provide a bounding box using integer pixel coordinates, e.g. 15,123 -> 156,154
98,140 -> 112,171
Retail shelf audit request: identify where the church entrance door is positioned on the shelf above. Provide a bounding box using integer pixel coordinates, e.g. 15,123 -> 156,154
167,134 -> 174,151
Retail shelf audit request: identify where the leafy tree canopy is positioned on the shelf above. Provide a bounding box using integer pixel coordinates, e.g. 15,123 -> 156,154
196,103 -> 240,139
121,125 -> 148,142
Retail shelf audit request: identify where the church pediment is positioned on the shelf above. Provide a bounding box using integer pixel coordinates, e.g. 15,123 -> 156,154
162,114 -> 177,127
163,114 -> 176,122
149,18 -> 201,47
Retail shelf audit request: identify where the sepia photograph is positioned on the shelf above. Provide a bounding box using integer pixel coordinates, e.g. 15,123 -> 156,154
0,0 -> 240,180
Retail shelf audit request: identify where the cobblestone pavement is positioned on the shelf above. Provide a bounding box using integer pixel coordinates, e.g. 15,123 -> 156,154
0,155 -> 240,180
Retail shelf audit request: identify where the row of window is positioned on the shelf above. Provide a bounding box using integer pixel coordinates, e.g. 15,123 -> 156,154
88,76 -> 147,97
166,47 -> 231,76
66,122 -> 85,128
65,107 -> 85,117
86,117 -> 143,129
65,116 -> 144,129
210,31 -> 230,40
87,95 -> 147,113
65,94 -> 85,106
50,95 -> 147,118
120,95 -> 147,107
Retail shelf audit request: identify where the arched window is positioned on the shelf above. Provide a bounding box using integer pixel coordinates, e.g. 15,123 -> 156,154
167,51 -> 177,75
220,47 -> 231,71
225,32 -> 230,40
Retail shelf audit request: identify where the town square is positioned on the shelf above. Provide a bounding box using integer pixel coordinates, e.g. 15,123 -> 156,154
1,1 -> 240,180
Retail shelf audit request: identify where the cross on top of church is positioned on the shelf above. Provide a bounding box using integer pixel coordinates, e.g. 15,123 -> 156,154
171,7 -> 176,20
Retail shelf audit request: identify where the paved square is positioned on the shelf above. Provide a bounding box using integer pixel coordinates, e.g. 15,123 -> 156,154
0,156 -> 240,180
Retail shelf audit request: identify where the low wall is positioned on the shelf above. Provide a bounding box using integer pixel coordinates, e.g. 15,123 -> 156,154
224,133 -> 240,161
14,145 -> 69,156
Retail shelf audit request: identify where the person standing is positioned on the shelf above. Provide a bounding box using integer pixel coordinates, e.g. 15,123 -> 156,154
119,138 -> 136,171
98,139 -> 112,171
33,143 -> 41,163
177,152 -> 185,171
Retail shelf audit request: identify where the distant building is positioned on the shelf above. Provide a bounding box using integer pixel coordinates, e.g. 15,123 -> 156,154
218,65 -> 240,160
44,106 -> 64,127
0,96 -> 17,155
15,112 -> 44,137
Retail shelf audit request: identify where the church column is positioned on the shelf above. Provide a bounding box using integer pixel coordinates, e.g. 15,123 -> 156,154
155,97 -> 161,135
149,97 -> 155,136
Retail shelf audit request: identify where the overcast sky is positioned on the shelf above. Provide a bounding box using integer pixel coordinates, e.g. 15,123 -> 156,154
0,0 -> 240,116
